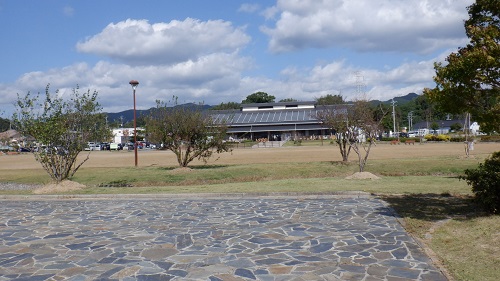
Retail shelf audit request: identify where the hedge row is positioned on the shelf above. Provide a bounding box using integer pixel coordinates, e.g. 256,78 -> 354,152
480,135 -> 500,142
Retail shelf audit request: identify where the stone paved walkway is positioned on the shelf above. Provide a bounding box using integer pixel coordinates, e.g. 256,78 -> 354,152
0,195 -> 447,281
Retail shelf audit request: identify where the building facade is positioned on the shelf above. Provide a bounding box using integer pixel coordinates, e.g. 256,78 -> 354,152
211,101 -> 345,141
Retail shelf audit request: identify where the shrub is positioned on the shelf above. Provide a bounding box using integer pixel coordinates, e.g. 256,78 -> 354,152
461,151 -> 500,214
424,134 -> 450,142
480,135 -> 500,142
424,134 -> 435,141
436,134 -> 451,141
398,137 -> 420,143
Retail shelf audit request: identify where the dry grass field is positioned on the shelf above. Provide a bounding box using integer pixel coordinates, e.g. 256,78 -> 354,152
1,141 -> 499,170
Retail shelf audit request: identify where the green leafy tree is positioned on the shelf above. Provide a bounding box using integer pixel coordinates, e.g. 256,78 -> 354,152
430,122 -> 440,134
146,97 -> 232,167
13,84 -> 111,182
316,94 -> 345,105
211,102 -> 241,110
242,92 -> 275,104
0,117 -> 10,132
425,0 -> 500,133
450,122 -> 463,132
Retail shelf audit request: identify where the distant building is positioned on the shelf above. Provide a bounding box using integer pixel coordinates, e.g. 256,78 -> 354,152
210,101 -> 346,141
412,119 -> 480,135
111,127 -> 144,144
0,129 -> 23,145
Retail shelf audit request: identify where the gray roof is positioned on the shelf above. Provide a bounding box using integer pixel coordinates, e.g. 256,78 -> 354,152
240,101 -> 316,108
211,104 -> 348,125
212,109 -> 319,125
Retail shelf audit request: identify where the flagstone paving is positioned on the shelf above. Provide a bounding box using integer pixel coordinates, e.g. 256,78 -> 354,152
0,195 -> 447,280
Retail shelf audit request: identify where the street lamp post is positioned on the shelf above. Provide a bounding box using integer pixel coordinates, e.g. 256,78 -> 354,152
129,80 -> 139,167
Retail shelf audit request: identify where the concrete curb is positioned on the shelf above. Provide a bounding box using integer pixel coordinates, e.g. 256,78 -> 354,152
0,191 -> 372,201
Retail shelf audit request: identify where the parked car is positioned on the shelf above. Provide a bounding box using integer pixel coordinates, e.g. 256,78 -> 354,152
101,142 -> 110,150
18,147 -> 31,152
85,142 -> 101,151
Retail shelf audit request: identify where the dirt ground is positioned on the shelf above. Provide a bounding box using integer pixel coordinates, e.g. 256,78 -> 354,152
1,142 -> 499,170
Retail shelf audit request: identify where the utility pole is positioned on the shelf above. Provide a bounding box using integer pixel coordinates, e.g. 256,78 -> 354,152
391,99 -> 397,138
407,111 -> 413,132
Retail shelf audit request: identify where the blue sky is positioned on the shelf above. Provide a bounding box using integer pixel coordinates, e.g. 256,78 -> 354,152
0,0 -> 474,117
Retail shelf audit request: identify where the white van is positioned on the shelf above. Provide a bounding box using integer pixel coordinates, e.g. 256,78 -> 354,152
85,142 -> 100,151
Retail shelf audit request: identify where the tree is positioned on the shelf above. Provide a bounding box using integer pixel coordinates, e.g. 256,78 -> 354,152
242,92 -> 275,104
0,117 -> 10,132
425,0 -> 499,133
13,84 -> 110,182
430,122 -> 440,134
146,98 -> 232,167
316,101 -> 385,171
461,151 -> 500,214
450,122 -> 463,132
211,102 -> 241,110
348,100 -> 385,172
315,105 -> 352,162
316,94 -> 345,105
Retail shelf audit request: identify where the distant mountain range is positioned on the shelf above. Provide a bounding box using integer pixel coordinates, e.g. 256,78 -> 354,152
106,93 -> 421,124
106,103 -> 211,125
370,92 -> 419,105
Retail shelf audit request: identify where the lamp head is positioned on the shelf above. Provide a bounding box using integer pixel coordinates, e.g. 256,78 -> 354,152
129,80 -> 139,90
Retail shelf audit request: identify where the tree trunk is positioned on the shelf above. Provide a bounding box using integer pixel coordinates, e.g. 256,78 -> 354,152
336,133 -> 351,162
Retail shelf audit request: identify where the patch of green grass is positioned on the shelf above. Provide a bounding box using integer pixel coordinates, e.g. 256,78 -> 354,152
381,194 -> 478,237
431,216 -> 500,281
382,193 -> 499,281
13,176 -> 470,196
283,139 -> 334,146
368,156 -> 485,176
1,157 -> 484,189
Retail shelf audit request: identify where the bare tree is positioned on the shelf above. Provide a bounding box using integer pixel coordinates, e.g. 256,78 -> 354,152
315,104 -> 352,162
348,100 -> 385,172
146,98 -> 232,167
316,101 -> 386,171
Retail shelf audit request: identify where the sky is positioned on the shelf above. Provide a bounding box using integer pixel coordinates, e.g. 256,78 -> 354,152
0,0 -> 474,118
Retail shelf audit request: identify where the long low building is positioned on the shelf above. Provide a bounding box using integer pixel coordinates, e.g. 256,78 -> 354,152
211,101 -> 346,141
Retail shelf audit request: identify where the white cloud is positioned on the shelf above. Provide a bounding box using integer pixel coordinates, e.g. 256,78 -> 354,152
236,54 -> 442,103
0,17 -> 256,117
63,6 -> 74,17
261,0 -> 473,54
238,3 -> 260,13
76,18 -> 251,65
0,10 -> 457,119
0,50 -> 443,117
